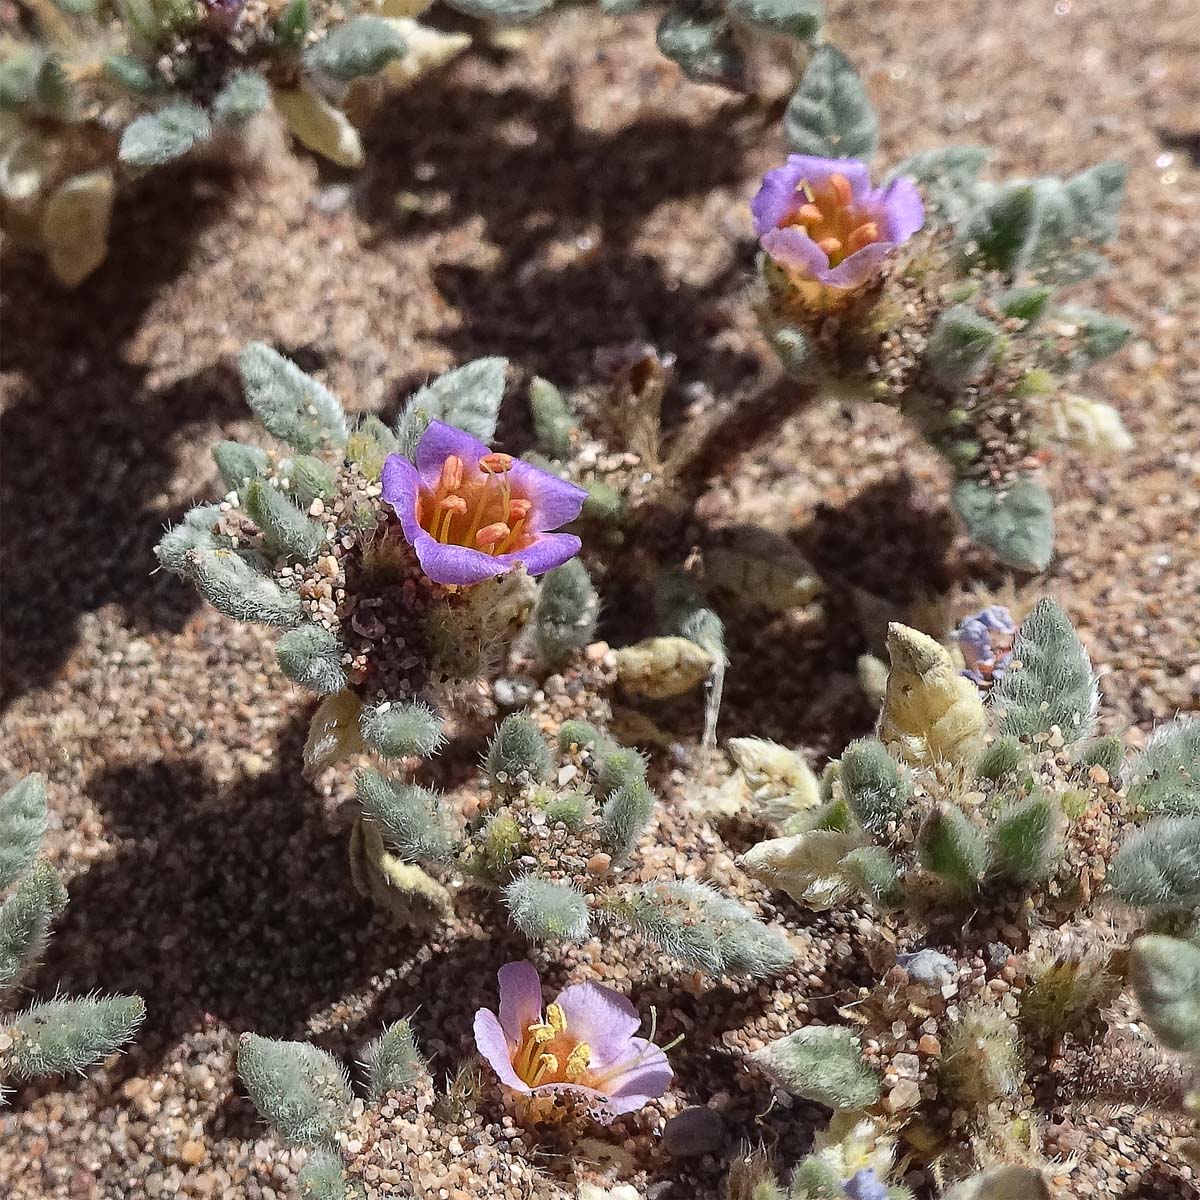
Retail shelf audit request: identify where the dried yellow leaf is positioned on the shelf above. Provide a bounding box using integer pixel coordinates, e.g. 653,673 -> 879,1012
349,817 -> 452,928
42,169 -> 114,287
739,830 -> 857,909
728,737 -> 820,820
273,85 -> 363,169
878,622 -> 987,765
303,689 -> 364,776
616,635 -> 713,699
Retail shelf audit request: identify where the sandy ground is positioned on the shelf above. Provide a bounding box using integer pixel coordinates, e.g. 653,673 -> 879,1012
2,0 -> 1199,1196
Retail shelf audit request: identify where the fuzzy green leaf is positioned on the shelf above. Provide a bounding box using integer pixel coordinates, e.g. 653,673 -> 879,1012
486,714 -> 553,796
238,1034 -> 353,1148
239,344 -> 349,453
296,1150 -> 353,1200
304,18 -> 407,82
245,479 -> 325,563
441,0 -> 556,21
918,805 -> 989,896
0,775 -> 48,893
1126,720 -> 1200,816
103,55 -> 166,96
528,377 -> 575,460
119,103 -> 211,168
927,305 -> 999,388
359,701 -> 444,759
887,145 -> 987,224
213,70 -> 270,126
362,1018 -> 429,1101
397,358 -> 507,450
994,598 -> 1097,744
275,0 -> 311,49
189,548 -> 303,627
276,625 -> 347,695
956,182 -> 1040,275
1047,307 -> 1131,371
600,777 -> 655,861
356,770 -> 458,862
503,876 -> 591,942
213,441 -> 268,493
604,880 -> 793,978
6,995 -> 145,1080
753,1025 -> 880,1109
1107,817 -> 1200,912
0,861 -> 67,991
1130,934 -> 1200,1053
1029,161 -> 1126,271
534,559 -> 599,667
952,477 -> 1055,573
989,794 -> 1061,885
839,738 -> 910,839
727,0 -> 821,40
975,736 -> 1025,782
839,846 -> 904,909
784,44 -> 877,159
655,11 -> 746,90
996,285 -> 1053,323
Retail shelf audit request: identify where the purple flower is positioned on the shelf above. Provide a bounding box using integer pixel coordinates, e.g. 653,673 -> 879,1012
844,1168 -> 889,1200
381,422 -> 587,587
955,604 -> 1016,686
751,156 -> 923,299
473,961 -> 673,1121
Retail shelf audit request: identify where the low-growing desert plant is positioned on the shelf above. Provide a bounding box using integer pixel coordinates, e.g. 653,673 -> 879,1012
0,774 -> 145,1098
732,600 -> 1197,1188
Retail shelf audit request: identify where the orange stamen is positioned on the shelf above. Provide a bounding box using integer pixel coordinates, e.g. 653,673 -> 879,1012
436,494 -> 467,542
475,522 -> 511,551
829,172 -> 853,208
817,236 -> 843,259
479,452 -> 514,475
438,454 -> 464,493
795,202 -> 824,227
845,221 -> 880,256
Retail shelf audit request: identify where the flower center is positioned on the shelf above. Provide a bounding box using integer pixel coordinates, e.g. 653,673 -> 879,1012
781,172 -> 881,267
417,452 -> 535,557
512,1003 -> 593,1087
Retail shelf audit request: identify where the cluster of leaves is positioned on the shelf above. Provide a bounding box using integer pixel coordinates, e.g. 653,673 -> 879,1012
741,599 -> 1105,915
525,353 -> 823,738
238,1017 -> 431,1199
0,0 -> 472,284
156,344 -> 553,785
736,600 -> 1198,1185
763,45 -> 1132,571
357,712 -> 794,977
0,776 -> 144,1098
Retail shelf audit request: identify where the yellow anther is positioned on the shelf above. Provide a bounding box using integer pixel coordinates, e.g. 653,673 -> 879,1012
564,1043 -> 591,1082
529,1052 -> 559,1086
546,1003 -> 568,1035
817,236 -> 843,260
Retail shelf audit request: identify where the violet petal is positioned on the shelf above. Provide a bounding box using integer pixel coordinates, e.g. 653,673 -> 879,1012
413,534 -> 511,586
761,226 -> 830,277
508,459 -> 588,531
879,175 -> 925,242
554,981 -> 642,1063
473,1008 -> 531,1093
495,532 -> 582,577
497,961 -> 543,1044
414,420 -> 489,486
